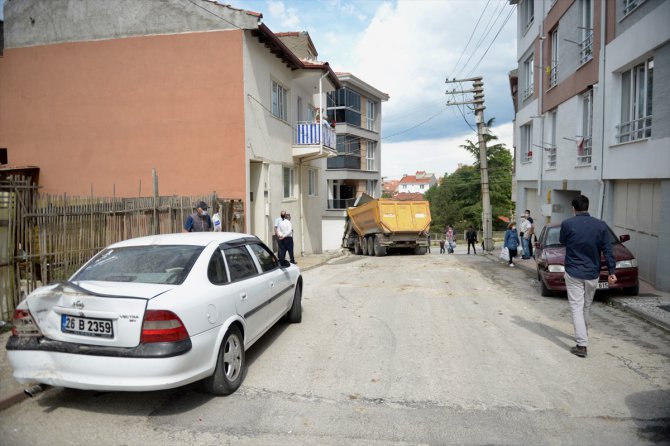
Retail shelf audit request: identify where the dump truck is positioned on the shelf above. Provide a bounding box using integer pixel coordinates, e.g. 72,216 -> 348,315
342,195 -> 431,256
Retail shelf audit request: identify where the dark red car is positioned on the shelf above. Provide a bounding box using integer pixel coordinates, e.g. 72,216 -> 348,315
534,223 -> 639,297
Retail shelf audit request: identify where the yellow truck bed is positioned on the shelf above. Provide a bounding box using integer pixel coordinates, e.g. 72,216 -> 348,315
348,199 -> 431,236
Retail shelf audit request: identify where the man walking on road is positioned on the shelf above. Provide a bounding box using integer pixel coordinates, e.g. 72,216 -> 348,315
560,195 -> 617,358
466,226 -> 478,254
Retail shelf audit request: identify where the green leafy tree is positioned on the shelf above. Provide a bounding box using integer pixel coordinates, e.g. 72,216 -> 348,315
425,120 -> 513,235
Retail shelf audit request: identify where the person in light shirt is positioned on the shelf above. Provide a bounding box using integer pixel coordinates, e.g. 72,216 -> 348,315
276,213 -> 296,264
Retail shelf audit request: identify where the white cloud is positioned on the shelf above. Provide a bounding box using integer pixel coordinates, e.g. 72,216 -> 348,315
267,0 -> 301,29
337,0 -> 517,134
382,122 -> 514,179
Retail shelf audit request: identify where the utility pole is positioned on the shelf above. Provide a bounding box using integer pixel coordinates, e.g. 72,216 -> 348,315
445,76 -> 493,251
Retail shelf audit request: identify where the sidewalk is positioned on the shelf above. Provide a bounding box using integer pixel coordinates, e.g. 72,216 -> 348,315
0,250 -> 347,411
495,254 -> 670,334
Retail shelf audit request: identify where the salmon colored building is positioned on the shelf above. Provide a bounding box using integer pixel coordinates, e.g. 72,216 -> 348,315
0,0 -> 340,253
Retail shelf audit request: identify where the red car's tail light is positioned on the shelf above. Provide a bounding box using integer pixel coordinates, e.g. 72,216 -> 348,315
12,309 -> 42,337
140,310 -> 189,343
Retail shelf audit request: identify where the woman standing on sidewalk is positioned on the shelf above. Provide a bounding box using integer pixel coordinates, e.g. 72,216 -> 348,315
504,222 -> 520,267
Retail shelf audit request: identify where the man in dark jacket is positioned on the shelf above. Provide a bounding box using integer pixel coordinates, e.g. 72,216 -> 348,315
559,195 -> 617,358
466,226 -> 478,254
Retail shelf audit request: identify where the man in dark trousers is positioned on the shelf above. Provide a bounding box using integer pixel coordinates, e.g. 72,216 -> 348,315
466,226 -> 478,254
559,195 -> 617,358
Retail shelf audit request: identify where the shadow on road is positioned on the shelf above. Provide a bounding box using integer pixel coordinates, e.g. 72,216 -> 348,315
510,315 -> 573,351
625,389 -> 670,443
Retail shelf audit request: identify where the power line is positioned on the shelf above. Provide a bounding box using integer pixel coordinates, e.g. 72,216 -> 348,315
454,0 -> 507,78
466,6 -> 516,77
447,0 -> 491,79
184,0 -> 243,29
381,107 -> 449,140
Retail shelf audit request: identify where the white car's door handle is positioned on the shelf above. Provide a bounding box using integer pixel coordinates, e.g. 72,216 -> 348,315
240,292 -> 247,300
269,282 -> 275,288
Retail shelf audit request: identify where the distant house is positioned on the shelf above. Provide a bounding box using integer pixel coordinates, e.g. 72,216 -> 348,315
0,0 -> 342,254
397,171 -> 437,195
382,179 -> 400,196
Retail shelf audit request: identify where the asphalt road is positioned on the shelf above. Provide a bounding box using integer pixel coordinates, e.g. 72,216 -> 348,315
1,252 -> 668,445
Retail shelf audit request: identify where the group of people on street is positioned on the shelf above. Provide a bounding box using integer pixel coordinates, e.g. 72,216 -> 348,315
438,225 -> 478,254
503,209 -> 535,267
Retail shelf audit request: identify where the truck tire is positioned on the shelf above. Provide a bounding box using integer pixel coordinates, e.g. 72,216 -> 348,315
367,236 -> 374,256
414,246 -> 427,255
361,237 -> 369,255
354,237 -> 363,255
373,236 -> 386,256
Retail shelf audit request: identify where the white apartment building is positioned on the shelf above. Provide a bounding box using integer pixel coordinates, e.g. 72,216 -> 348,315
320,73 -> 389,251
510,0 -> 669,291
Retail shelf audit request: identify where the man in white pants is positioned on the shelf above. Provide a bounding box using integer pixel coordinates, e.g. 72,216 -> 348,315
559,195 -> 617,358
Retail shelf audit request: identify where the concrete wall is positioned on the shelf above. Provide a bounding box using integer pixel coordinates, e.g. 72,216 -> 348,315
0,30 -> 247,198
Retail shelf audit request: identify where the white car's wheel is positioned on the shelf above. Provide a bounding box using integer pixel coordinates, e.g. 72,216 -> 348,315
203,325 -> 245,395
286,282 -> 302,323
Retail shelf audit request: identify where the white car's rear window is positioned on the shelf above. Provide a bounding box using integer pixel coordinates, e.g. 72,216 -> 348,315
72,245 -> 203,284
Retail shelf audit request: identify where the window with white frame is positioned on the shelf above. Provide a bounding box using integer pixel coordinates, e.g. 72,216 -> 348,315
366,100 -> 376,131
272,80 -> 288,121
366,141 -> 376,171
366,180 -> 378,197
549,28 -> 559,87
579,0 -> 594,64
547,110 -> 557,169
522,0 -> 534,30
308,168 -> 317,196
578,90 -> 593,165
523,54 -> 534,99
618,58 -> 653,143
520,123 -> 533,163
283,166 -> 294,199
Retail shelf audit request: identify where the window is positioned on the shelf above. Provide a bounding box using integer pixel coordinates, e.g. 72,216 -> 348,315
420,184 -> 425,190
522,54 -> 534,99
618,58 -> 653,143
223,246 -> 258,282
520,123 -> 533,163
547,110 -> 557,169
366,100 -> 376,130
579,0 -> 594,64
297,96 -> 304,122
366,142 -> 376,171
207,249 -> 229,285
248,243 -> 278,273
308,168 -> 318,196
272,80 -> 288,121
366,180 -> 378,197
522,0 -> 534,30
549,28 -> 559,87
283,166 -> 294,199
578,90 -> 593,165
327,88 -> 361,126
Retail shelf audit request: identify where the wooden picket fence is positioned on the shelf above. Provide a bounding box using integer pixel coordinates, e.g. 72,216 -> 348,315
0,176 -> 244,321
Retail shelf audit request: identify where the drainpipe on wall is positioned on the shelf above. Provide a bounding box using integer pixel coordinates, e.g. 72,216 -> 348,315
597,0 -> 608,220
537,0 -> 546,218
300,71 -> 330,256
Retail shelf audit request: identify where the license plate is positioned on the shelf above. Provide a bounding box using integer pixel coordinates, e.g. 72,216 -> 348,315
61,314 -> 114,338
597,282 -> 609,290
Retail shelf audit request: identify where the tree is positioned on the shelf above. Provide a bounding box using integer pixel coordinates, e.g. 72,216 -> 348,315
425,121 -> 513,234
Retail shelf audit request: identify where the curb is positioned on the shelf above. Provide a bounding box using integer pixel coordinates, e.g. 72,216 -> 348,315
607,298 -> 670,334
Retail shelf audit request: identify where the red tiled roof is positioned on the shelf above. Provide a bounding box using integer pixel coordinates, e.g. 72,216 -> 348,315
399,175 -> 433,184
393,193 -> 426,201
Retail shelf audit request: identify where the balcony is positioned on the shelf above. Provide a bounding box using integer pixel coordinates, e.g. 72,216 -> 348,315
292,122 -> 336,158
579,32 -> 594,65
327,155 -> 361,170
327,198 -> 357,210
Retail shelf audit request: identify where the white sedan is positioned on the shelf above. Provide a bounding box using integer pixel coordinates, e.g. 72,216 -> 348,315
7,232 -> 302,395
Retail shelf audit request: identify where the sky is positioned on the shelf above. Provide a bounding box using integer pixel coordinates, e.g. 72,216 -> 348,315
232,0 -> 518,179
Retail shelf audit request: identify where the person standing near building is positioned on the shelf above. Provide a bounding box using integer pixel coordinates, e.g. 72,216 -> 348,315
525,209 -> 535,257
466,226 -> 478,255
273,210 -> 287,253
277,212 -> 296,264
182,201 -> 212,232
519,214 -> 531,259
560,195 -> 617,358
503,222 -> 519,267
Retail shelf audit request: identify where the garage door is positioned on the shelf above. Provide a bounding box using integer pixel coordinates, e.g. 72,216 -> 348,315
613,181 -> 660,285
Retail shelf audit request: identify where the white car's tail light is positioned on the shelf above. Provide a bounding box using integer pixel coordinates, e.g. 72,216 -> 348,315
140,310 -> 189,343
12,309 -> 42,337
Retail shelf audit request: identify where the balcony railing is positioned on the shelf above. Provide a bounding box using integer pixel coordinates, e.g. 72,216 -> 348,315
579,32 -> 594,65
548,63 -> 558,87
577,137 -> 592,165
294,122 -> 336,149
617,115 -> 652,143
327,198 -> 357,210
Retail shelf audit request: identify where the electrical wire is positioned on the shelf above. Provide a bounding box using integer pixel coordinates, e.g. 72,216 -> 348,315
184,0 -> 243,29
447,0 -> 491,79
381,107 -> 450,140
466,6 -> 516,77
